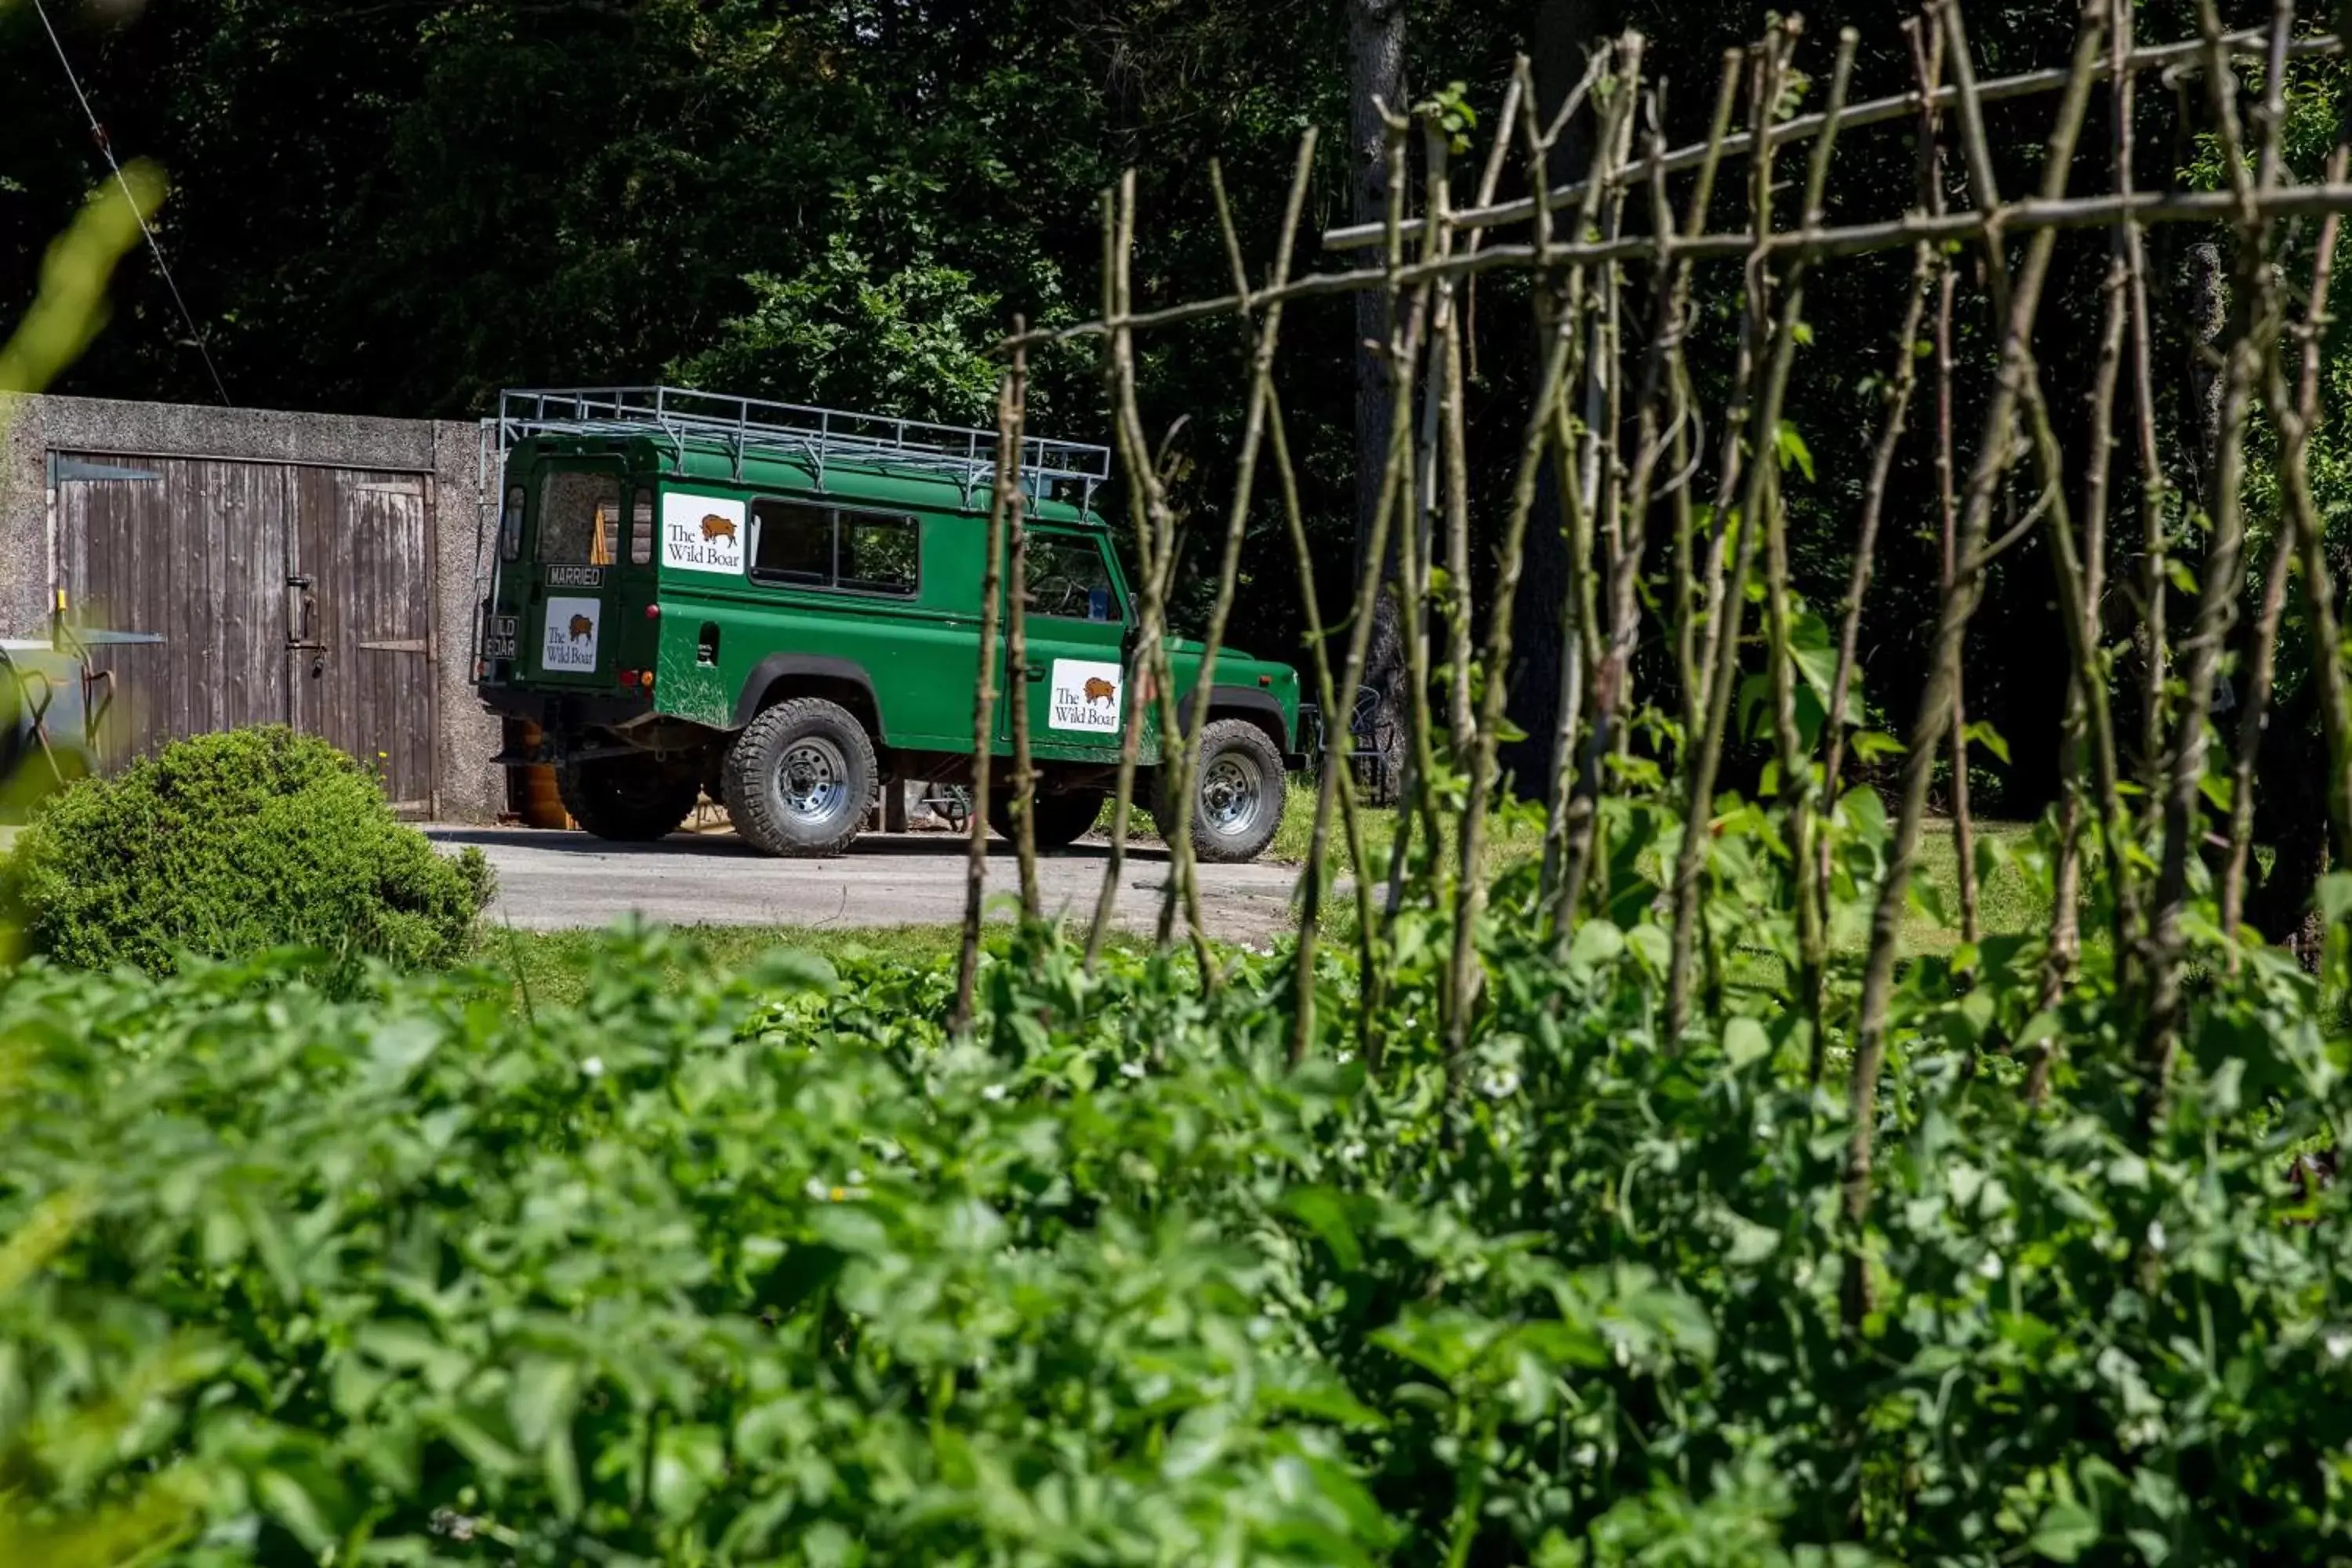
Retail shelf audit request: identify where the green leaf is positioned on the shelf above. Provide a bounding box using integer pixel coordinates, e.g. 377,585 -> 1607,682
1850,730 -> 1905,763
1568,919 -> 1627,970
1960,719 -> 2011,764
2320,871 -> 2352,924
1283,1185 -> 1365,1271
1723,1016 -> 1771,1069
509,1356 -> 582,1450
2029,1500 -> 2100,1562
1773,419 -> 1816,482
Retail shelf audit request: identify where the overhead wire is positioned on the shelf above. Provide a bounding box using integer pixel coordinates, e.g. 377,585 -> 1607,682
29,0 -> 231,405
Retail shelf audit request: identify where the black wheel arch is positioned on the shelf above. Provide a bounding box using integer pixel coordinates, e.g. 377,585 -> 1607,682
734,654 -> 884,738
1197,684 -> 1290,755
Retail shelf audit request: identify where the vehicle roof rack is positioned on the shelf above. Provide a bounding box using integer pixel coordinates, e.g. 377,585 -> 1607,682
492,386 -> 1110,512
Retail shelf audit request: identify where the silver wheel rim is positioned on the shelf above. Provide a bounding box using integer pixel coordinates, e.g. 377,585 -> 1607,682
1199,753 -> 1264,837
778,737 -> 850,823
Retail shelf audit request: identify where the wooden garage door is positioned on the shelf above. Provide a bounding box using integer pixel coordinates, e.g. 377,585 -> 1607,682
54,452 -> 437,815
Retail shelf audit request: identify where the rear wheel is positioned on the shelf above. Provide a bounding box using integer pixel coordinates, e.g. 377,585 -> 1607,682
556,753 -> 702,842
987,787 -> 1106,851
722,697 -> 877,858
1152,718 -> 1286,864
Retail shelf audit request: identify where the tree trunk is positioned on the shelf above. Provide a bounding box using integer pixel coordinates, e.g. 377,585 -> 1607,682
1502,0 -> 1608,796
1349,0 -> 1409,803
2246,680 -> 2328,971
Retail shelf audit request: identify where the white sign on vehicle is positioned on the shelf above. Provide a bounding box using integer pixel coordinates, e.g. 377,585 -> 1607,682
1047,659 -> 1123,735
662,492 -> 746,574
541,596 -> 601,672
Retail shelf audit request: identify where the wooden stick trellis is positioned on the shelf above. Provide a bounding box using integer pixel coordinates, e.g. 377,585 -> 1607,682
967,0 -> 2352,1330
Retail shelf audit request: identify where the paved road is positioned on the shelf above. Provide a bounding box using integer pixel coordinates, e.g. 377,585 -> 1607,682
428,826 -> 1302,943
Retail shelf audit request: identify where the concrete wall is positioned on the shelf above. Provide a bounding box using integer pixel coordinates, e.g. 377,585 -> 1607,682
0,393 -> 501,819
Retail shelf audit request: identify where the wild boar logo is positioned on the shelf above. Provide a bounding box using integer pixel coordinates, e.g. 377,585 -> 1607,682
568,613 -> 594,642
662,495 -> 746,573
1048,659 -> 1124,735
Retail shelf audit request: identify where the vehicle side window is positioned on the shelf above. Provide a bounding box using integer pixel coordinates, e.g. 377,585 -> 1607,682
1025,535 -> 1119,622
499,486 -> 524,561
837,514 -> 918,595
747,499 -> 919,597
750,499 -> 829,584
537,470 -> 622,564
629,493 -> 655,566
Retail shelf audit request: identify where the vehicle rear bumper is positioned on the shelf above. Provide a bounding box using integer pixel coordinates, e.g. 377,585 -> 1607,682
477,684 -> 655,738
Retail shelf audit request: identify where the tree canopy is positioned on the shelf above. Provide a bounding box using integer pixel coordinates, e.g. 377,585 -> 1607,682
3,0 -> 2334,847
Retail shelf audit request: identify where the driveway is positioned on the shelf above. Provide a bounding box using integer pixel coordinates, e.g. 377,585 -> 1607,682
427,826 -> 1303,944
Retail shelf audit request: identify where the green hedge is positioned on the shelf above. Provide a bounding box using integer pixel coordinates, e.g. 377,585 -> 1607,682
2,725 -> 491,975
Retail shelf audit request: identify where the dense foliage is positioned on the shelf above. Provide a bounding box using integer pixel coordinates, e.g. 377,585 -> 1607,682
2,726 -> 492,975
10,0 -> 2312,820
3,862 -> 2350,1566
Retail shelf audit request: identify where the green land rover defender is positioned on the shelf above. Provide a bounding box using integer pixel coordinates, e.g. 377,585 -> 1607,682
474,389 -> 1307,862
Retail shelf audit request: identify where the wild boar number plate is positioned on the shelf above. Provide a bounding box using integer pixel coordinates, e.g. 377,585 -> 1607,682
483,615 -> 518,659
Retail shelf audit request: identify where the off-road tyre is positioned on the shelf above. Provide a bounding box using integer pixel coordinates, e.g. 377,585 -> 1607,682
987,787 -> 1106,851
722,698 -> 878,858
556,754 -> 702,842
1152,718 -> 1286,865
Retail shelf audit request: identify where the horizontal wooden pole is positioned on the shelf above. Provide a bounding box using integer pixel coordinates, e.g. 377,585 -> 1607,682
1319,27 -> 2343,253
1006,182 -> 2352,350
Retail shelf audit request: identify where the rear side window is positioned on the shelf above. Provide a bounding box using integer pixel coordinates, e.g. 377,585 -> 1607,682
630,495 -> 655,565
538,470 -> 621,565
1025,535 -> 1120,622
747,499 -> 920,597
499,486 -> 524,561
750,499 -> 829,583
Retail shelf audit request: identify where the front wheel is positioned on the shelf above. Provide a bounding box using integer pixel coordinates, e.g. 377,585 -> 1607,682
1152,718 -> 1286,864
987,787 -> 1106,851
722,698 -> 877,858
556,753 -> 702,842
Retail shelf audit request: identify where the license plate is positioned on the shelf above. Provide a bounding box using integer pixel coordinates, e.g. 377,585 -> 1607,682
483,615 -> 517,659
546,566 -> 604,588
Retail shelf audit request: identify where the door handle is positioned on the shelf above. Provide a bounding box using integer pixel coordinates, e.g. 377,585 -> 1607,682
285,575 -> 320,648
1025,664 -> 1046,682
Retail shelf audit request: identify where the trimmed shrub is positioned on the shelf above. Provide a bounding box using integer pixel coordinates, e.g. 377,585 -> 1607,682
2,725 -> 492,973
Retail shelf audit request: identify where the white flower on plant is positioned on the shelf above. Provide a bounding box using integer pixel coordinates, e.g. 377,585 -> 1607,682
579,1055 -> 604,1078
1340,1141 -> 1367,1163
1977,1250 -> 2004,1281
2146,1219 -> 2168,1254
2325,1328 -> 2352,1364
982,1083 -> 1008,1103
1120,1059 -> 1146,1080
1336,1051 -> 1354,1065
1570,1443 -> 1599,1468
1477,1065 -> 1522,1101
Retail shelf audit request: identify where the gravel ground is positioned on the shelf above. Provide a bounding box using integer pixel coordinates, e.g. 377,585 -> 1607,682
427,825 -> 1302,944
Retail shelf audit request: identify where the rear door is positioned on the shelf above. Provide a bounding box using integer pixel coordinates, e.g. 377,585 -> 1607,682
523,463 -> 626,687
1004,530 -> 1129,763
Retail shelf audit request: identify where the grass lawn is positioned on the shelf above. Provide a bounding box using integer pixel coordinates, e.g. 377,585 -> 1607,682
479,793 -> 2052,1010
1906,817 -> 2049,950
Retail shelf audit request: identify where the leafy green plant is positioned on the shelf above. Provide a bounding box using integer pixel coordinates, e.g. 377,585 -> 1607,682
0,909 -> 2347,1565
2,725 -> 492,975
